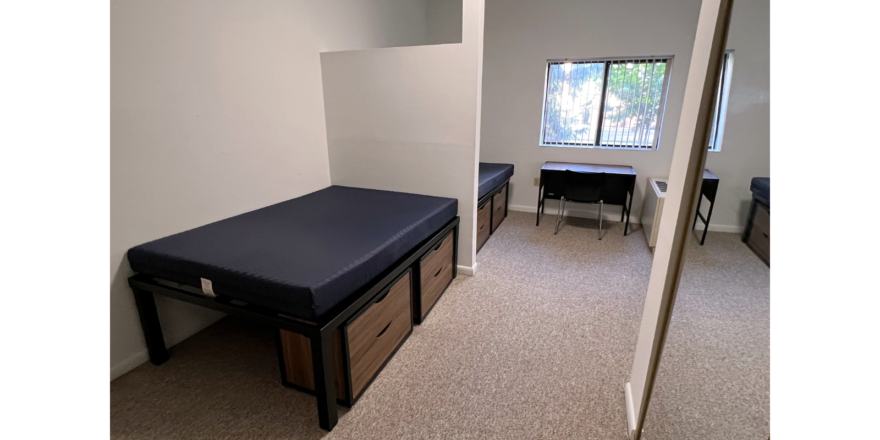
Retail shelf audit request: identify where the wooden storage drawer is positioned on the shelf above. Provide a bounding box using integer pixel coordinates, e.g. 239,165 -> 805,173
752,202 -> 770,234
477,201 -> 491,252
747,203 -> 770,265
416,231 -> 454,322
492,184 -> 507,232
279,271 -> 413,405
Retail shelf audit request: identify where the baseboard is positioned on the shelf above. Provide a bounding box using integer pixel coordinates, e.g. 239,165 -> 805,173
509,204 -> 641,224
693,222 -> 744,234
625,381 -> 637,439
110,314 -> 225,381
111,349 -> 150,381
511,204 -> 743,234
457,263 -> 477,276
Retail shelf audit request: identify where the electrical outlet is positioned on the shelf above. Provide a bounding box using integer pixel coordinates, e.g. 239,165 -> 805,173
534,177 -> 540,186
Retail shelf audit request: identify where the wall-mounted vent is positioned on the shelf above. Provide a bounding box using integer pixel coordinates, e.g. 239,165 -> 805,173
656,181 -> 667,193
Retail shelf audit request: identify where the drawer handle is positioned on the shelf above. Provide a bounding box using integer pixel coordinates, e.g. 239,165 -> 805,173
434,267 -> 442,277
373,289 -> 390,304
432,239 -> 443,252
376,321 -> 392,338
762,232 -> 769,238
479,223 -> 485,230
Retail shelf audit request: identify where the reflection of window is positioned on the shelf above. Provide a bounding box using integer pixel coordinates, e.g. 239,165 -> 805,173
540,57 -> 672,149
708,51 -> 734,152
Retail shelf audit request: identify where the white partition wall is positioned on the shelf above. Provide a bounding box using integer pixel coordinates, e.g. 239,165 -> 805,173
322,0 -> 485,271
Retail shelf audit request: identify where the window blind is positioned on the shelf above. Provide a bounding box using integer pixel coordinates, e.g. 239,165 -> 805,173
541,57 -> 671,149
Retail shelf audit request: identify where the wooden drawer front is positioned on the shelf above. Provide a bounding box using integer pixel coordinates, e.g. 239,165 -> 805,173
279,272 -> 412,403
753,203 -> 770,234
749,228 -> 773,264
347,272 -> 412,398
477,202 -> 491,251
492,185 -> 507,231
419,232 -> 454,318
279,329 -> 346,400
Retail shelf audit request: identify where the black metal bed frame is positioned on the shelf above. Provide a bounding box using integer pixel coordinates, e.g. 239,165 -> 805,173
129,216 -> 460,432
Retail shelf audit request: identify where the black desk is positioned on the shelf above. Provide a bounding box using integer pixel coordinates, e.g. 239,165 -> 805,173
692,169 -> 719,245
536,162 -> 637,235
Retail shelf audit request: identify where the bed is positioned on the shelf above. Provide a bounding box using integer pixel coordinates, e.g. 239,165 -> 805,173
743,178 -> 770,266
478,162 -> 514,199
127,185 -> 459,431
477,162 -> 514,251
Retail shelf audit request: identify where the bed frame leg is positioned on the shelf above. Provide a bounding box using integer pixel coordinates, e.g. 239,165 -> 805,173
132,288 -> 170,366
311,330 -> 338,431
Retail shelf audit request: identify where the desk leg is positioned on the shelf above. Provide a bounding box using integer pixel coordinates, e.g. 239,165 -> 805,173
699,199 -> 715,246
692,195 -> 703,230
311,330 -> 338,431
536,184 -> 543,226
624,183 -> 634,236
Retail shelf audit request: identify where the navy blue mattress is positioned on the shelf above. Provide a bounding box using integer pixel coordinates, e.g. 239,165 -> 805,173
128,186 -> 457,320
479,162 -> 514,199
750,177 -> 770,206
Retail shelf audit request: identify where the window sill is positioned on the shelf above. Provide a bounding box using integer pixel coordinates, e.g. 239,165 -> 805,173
540,143 -> 655,151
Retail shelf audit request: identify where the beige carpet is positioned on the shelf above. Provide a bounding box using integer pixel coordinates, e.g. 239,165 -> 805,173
111,211 -> 769,439
642,222 -> 770,439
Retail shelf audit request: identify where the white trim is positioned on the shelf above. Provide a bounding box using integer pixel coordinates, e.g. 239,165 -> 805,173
457,263 -> 477,276
625,382 -> 637,439
538,143 -> 655,151
110,314 -> 225,381
111,349 -> 150,381
693,222 -> 743,234
510,203 -> 744,234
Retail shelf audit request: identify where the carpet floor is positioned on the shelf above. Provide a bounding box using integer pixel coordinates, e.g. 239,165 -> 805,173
111,211 -> 769,439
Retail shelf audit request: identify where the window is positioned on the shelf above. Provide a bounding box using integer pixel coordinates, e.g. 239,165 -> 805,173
540,57 -> 672,149
708,51 -> 734,151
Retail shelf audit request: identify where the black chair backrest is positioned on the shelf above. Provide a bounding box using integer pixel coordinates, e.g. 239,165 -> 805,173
562,170 -> 605,203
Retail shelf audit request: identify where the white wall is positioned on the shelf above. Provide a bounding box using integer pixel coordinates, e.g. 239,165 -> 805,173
299,0 -> 428,52
323,0 -> 484,269
479,0 -> 700,225
479,0 -> 769,231
427,0 -> 463,45
703,0 -> 770,229
111,0 -> 433,380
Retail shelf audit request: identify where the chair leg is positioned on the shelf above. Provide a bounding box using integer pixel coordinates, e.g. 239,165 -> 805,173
555,197 -> 565,234
598,200 -> 603,240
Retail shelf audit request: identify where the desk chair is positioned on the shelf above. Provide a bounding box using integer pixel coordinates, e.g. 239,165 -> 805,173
555,171 -> 606,239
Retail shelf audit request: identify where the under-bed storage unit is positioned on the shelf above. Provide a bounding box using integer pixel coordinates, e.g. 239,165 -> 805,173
279,269 -> 413,406
127,186 -> 459,431
743,177 -> 770,266
477,162 -> 514,252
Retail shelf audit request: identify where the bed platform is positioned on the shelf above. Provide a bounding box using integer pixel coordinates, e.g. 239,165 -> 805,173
127,186 -> 459,431
477,162 -> 514,252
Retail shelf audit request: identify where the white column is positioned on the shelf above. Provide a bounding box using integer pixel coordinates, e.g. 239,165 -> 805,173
624,0 -> 734,438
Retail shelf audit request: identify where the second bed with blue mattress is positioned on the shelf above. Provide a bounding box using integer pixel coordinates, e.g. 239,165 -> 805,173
128,186 -> 458,321
478,162 -> 514,199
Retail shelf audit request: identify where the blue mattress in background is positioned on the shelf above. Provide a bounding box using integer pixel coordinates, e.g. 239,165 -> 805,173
128,186 -> 457,320
478,162 -> 514,199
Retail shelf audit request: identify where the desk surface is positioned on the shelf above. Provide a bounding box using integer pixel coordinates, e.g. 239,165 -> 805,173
703,169 -> 718,180
541,161 -> 637,176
